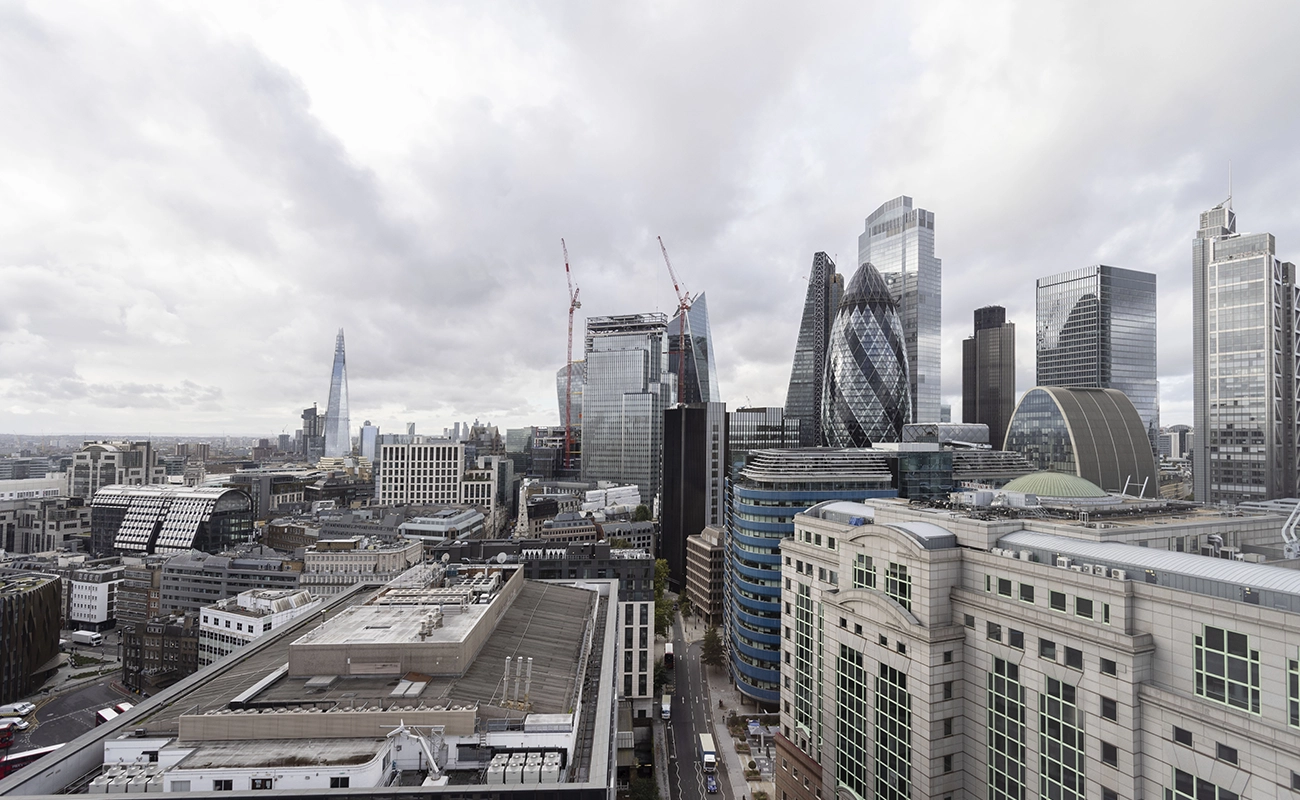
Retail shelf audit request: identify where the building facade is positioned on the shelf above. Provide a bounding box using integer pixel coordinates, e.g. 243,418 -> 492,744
68,563 -> 124,631
323,329 -> 351,458
858,196 -> 943,423
1004,386 -> 1160,497
785,253 -> 844,447
298,537 -> 423,597
962,305 -> 1016,449
823,261 -> 912,446
121,613 -> 199,694
376,438 -> 465,506
69,441 -> 167,500
727,407 -> 801,470
1193,199 -> 1299,503
90,485 -> 255,556
779,497 -> 1300,800
685,525 -> 725,626
198,589 -> 320,667
662,402 -> 728,592
725,449 -> 898,706
1036,265 -> 1160,452
668,292 -> 722,405
118,557 -> 168,626
580,313 -> 676,501
0,571 -> 61,704
159,549 -> 301,617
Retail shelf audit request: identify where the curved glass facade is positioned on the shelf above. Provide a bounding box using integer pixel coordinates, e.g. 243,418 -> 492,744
1003,386 -> 1159,496
724,449 -> 896,707
822,262 -> 911,446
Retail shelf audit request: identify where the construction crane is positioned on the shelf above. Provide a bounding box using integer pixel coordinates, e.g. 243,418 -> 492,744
658,235 -> 694,404
562,239 -> 581,470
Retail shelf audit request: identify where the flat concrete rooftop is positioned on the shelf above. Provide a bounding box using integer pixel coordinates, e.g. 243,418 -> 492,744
296,601 -> 486,646
173,738 -> 380,769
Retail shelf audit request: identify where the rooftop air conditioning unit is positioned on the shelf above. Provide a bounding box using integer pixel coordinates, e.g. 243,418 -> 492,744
991,548 -> 1004,557
1111,569 -> 1128,580
1055,557 -> 1072,569
1091,565 -> 1108,576
1002,549 -> 1016,559
1069,564 -> 1085,572
1019,551 -> 1034,562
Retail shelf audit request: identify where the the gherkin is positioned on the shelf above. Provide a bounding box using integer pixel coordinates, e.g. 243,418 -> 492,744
822,261 -> 911,446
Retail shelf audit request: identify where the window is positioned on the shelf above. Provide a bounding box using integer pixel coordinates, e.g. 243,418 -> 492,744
1290,656 -> 1300,727
1102,603 -> 1111,624
828,537 -> 836,550
170,782 -> 191,792
885,563 -> 911,611
854,554 -> 875,589
1292,772 -> 1300,791
840,617 -> 847,629
1075,598 -> 1093,619
987,621 -> 1002,642
879,634 -> 888,647
1040,679 -> 1084,800
1050,591 -> 1067,612
1101,741 -> 1117,767
997,578 -> 1012,597
1173,726 -> 1193,746
212,780 -> 232,791
943,650 -> 953,663
251,778 -> 274,790
1039,639 -> 1056,660
943,717 -> 953,736
943,754 -> 953,773
1019,584 -> 1035,603
1065,647 -> 1083,670
1008,629 -> 1024,649
964,614 -> 975,628
1101,658 -> 1117,676
1171,768 -> 1238,800
1194,625 -> 1260,713
875,663 -> 912,800
943,681 -> 954,700
1215,743 -> 1238,765
987,659 -> 1026,800
1101,696 -> 1117,721
896,641 -> 906,655
329,778 -> 350,788
1102,789 -> 1117,800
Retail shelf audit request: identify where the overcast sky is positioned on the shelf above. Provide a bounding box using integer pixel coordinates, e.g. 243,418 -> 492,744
3,1 -> 1299,438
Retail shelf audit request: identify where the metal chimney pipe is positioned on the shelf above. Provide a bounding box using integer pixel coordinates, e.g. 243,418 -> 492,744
524,657 -> 533,706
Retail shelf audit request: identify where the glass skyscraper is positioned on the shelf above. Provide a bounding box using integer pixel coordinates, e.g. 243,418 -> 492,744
1035,265 -> 1159,451
858,197 -> 942,423
323,329 -> 350,458
785,253 -> 843,447
1193,199 -> 1299,503
668,292 -> 722,404
580,313 -> 675,502
822,261 -> 911,446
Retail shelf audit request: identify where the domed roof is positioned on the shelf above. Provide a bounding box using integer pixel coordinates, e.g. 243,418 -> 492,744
1001,471 -> 1108,499
841,261 -> 895,307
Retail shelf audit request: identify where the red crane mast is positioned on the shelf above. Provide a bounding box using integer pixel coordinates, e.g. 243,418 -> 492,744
562,239 -> 581,470
657,236 -> 693,404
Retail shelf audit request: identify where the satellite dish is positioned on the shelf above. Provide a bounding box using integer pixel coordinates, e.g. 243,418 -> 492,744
496,552 -> 508,564
441,553 -> 450,563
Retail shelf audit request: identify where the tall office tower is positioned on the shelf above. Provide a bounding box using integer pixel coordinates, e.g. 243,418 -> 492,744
359,421 -> 379,462
1036,266 -> 1159,453
858,196 -> 942,422
962,305 -> 1016,448
661,402 -> 727,593
581,313 -> 676,502
323,329 -> 351,458
376,437 -> 466,505
668,292 -> 722,404
785,253 -> 844,446
724,449 -> 897,706
300,404 -> 324,460
726,407 -> 800,470
1193,200 -> 1299,503
822,261 -> 911,446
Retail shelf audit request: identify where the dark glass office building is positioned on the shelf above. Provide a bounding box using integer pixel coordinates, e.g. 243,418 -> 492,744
1035,265 -> 1158,450
962,305 -> 1016,448
784,253 -> 843,446
662,403 -> 728,593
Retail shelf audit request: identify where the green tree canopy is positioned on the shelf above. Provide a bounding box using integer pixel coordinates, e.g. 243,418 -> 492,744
633,504 -> 652,522
701,625 -> 725,668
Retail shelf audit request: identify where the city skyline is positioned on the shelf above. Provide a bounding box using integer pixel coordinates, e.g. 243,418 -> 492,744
3,4 -> 1300,436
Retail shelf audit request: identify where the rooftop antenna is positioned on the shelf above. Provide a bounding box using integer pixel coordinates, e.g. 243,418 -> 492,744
1227,160 -> 1233,209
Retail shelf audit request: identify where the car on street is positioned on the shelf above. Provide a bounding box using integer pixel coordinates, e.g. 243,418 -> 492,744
706,774 -> 718,794
11,719 -> 30,731
0,702 -> 35,717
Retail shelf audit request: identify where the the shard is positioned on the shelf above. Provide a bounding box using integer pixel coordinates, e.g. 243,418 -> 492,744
323,329 -> 351,458
822,261 -> 911,446
784,253 -> 843,446
668,292 -> 722,404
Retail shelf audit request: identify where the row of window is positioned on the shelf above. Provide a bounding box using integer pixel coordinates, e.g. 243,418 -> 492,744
985,575 -> 1112,624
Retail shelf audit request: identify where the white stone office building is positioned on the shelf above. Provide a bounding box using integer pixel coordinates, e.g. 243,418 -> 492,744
298,537 -> 423,597
198,589 -> 320,667
68,563 -> 125,631
778,489 -> 1300,800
